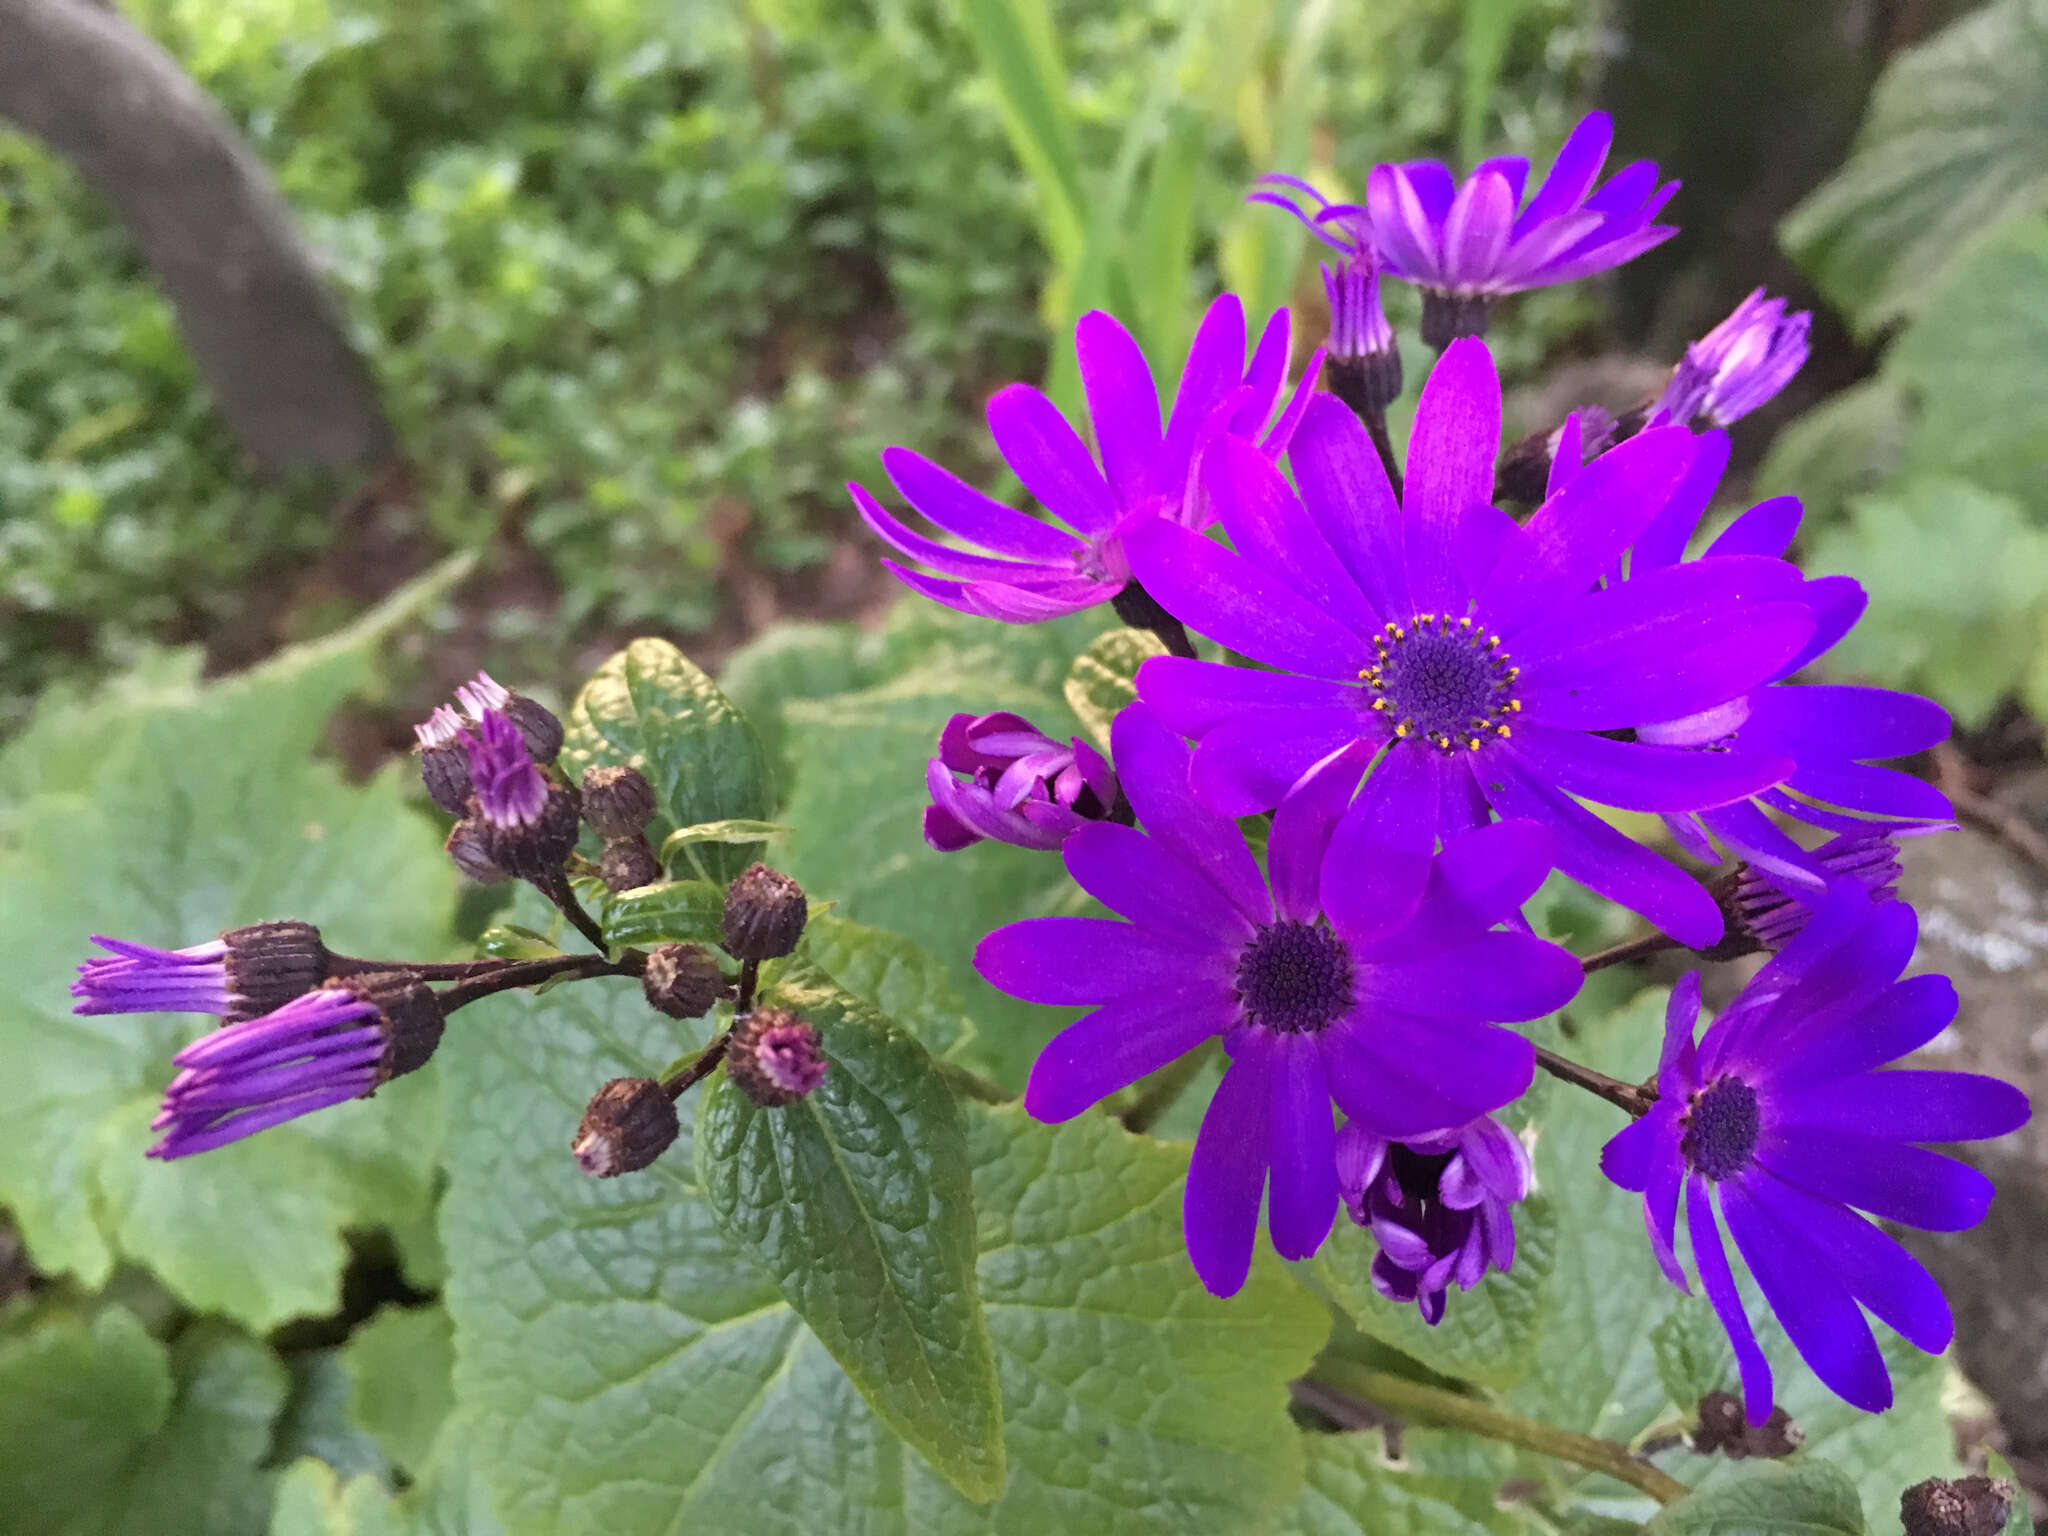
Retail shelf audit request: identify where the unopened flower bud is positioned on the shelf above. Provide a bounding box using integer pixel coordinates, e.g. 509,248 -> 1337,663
925,712 -> 1118,853
1320,250 -> 1402,419
414,706 -> 473,816
1690,1390 -> 1802,1460
1900,1476 -> 2014,1536
571,1077 -> 679,1176
599,835 -> 664,893
446,818 -> 510,884
581,765 -> 657,840
642,943 -> 724,1019
482,784 -> 584,881
218,920 -> 331,1021
1652,288 -> 1811,431
1712,830 -> 1919,960
1496,408 -> 1618,506
499,694 -> 564,764
72,919 -> 330,1023
726,1008 -> 829,1107
721,864 -> 807,960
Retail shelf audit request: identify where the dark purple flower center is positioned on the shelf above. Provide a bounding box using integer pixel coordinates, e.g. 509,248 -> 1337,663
1234,921 -> 1354,1035
1362,613 -> 1520,753
1680,1075 -> 1761,1181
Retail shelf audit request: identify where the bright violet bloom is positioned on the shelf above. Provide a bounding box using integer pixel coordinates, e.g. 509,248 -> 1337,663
1726,827 -> 1938,953
73,921 -> 327,1022
1131,339 -> 1815,947
461,710 -> 547,830
851,293 -> 1322,622
924,712 -> 1118,852
1337,1112 -> 1529,1325
1601,888 -> 2029,1416
976,704 -> 1580,1297
1651,288 -> 1812,430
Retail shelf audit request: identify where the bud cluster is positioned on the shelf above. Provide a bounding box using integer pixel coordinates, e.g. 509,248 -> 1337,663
581,765 -> 663,893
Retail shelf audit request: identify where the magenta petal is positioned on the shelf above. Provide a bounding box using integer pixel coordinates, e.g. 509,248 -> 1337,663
1754,1127 -> 1993,1232
1779,974 -> 1958,1083
1186,1039 -> 1275,1297
1124,519 -> 1373,680
1706,495 -> 1803,559
881,447 -> 1079,563
1268,742 -> 1377,922
1720,1177 -> 1892,1414
1442,170 -> 1515,282
1289,396 -> 1411,619
1513,111 -> 1613,236
1208,435 -> 1378,627
1356,817 -> 1557,961
1324,1011 -> 1534,1135
1774,1069 -> 2031,1144
1076,310 -> 1165,509
1189,707 -> 1376,819
1645,1140 -> 1688,1290
1504,724 -> 1791,813
1402,338 -> 1501,611
1112,704 -> 1273,923
1687,1179 -> 1775,1422
855,484 -> 1063,580
985,382 -> 1118,537
1784,762 -> 1953,823
1630,431 -> 1732,573
975,917 -> 1218,1005
1356,933 -> 1581,1022
1266,1035 -> 1339,1261
1749,1175 -> 1953,1355
1136,656 -> 1364,738
1025,983 -> 1237,1122
1322,745 -> 1444,944
1162,295 -> 1248,475
1600,1106 -> 1666,1192
1062,822 -> 1256,945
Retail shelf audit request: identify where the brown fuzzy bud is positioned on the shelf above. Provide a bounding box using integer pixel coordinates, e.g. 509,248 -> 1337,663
1900,1477 -> 2014,1536
642,943 -> 724,1019
446,819 -> 509,884
1690,1391 -> 1803,1460
599,836 -> 664,893
581,765 -> 657,840
417,743 -> 473,816
721,863 -> 807,961
220,921 -> 330,1022
726,1007 -> 829,1107
328,972 -> 446,1083
500,694 -> 565,764
571,1077 -> 679,1176
483,784 -> 584,881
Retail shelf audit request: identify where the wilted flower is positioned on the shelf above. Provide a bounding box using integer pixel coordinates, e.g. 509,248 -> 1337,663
924,712 -> 1118,852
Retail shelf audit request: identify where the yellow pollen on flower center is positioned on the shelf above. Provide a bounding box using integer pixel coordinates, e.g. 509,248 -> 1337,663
1359,612 -> 1522,754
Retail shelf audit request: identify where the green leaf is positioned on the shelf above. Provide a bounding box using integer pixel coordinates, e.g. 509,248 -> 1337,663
1277,1432 -> 1501,1536
597,878 -> 727,949
1808,478 -> 2048,728
341,1307 -> 456,1476
1313,1196 -> 1557,1390
802,912 -> 981,1062
657,818 -> 787,883
1651,1297 -> 1736,1409
438,978 -> 1325,1534
0,1309 -> 288,1536
560,639 -> 774,886
272,1353 -> 390,1484
1751,379 -> 1909,532
269,1418 -> 506,1536
473,925 -> 562,961
1644,1461 -> 1864,1536
696,962 -> 1005,1501
1781,0 -> 2048,334
1989,1452 -> 2033,1536
1064,627 -> 1167,753
0,638 -> 452,1325
716,622 -> 878,811
956,0 -> 1088,268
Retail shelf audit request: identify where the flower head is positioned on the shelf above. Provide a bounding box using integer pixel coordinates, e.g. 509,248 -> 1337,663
1130,339 -> 1814,947
976,704 -> 1580,1296
416,674 -> 562,815
1725,827 -> 1939,953
1601,888 -> 2029,1416
461,710 -> 548,830
924,712 -> 1119,852
727,1008 -> 830,1107
148,975 -> 444,1159
1652,289 -> 1812,430
852,294 -> 1322,623
1337,1112 -> 1529,1325
74,921 -> 327,1021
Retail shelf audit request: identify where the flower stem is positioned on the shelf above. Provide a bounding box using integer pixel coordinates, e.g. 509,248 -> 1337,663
734,958 -> 761,1017
1533,1045 -> 1657,1118
530,868 -> 610,954
1580,930 -> 1683,974
436,951 -> 639,1012
662,1030 -> 731,1099
936,1059 -> 1015,1105
1297,1362 -> 1688,1505
1361,408 -> 1405,501
1121,1038 -> 1217,1134
1111,580 -> 1198,660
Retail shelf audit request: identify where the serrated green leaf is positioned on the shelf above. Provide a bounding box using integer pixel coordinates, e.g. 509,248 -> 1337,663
438,977 -> 1325,1534
341,1307 -> 456,1476
1277,1432 -> 1501,1536
1651,1297 -> 1736,1410
272,1352 -> 390,1485
597,878 -> 726,949
657,818 -> 786,883
1644,1461 -> 1864,1536
696,962 -> 1003,1501
561,639 -> 773,886
0,639 -> 451,1326
1064,627 -> 1167,753
1314,1196 -> 1557,1390
269,1417 -> 506,1536
802,913 -> 980,1061
1781,0 -> 2048,333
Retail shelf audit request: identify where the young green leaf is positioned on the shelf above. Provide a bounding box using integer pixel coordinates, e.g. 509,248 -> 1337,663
1644,1461 -> 1865,1536
340,1307 -> 456,1477
597,879 -> 727,950
1276,1432 -> 1501,1536
1651,1297 -> 1736,1410
1064,627 -> 1167,754
801,913 -> 982,1062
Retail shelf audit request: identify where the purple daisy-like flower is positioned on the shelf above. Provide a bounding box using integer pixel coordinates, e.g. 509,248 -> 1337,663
1337,1111 -> 1529,1325
1651,288 -> 1812,430
851,293 -> 1322,623
1129,338 -> 1815,947
1601,887 -> 2029,1416
975,703 -> 1581,1296
1255,113 -> 1676,344
461,709 -> 548,830
924,711 -> 1119,852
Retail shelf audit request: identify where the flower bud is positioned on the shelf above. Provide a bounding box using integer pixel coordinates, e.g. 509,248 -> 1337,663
571,1077 -> 679,1177
414,707 -> 473,816
1320,250 -> 1402,419
726,1008 -> 829,1107
599,835 -> 664,893
924,712 -> 1118,853
1900,1476 -> 2013,1536
1651,288 -> 1811,431
499,694 -> 565,765
219,920 -> 331,1021
642,943 -> 724,1019
72,920 -> 330,1022
1713,830 -> 1917,959
721,863 -> 807,961
482,784 -> 584,882
1691,1390 -> 1803,1460
341,971 -> 448,1081
446,818 -> 510,884
581,765 -> 657,840
1496,408 -> 1619,506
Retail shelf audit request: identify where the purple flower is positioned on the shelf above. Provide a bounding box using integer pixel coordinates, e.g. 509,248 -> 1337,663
415,704 -> 464,751
149,989 -> 389,1158
1129,339 -> 1815,948
1336,1112 -> 1530,1325
1652,289 -> 1812,430
1601,888 -> 2029,1416
461,710 -> 548,830
924,712 -> 1118,852
851,294 -> 1322,623
73,921 -> 328,1021
1726,827 -> 1943,952
753,1019 -> 830,1099
975,704 -> 1581,1296
455,672 -> 511,718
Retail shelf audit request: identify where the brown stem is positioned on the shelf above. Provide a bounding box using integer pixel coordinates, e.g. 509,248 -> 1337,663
734,958 -> 761,1017
530,867 -> 610,954
1535,1044 -> 1657,1118
936,1059 -> 1015,1105
1935,741 -> 2048,877
1580,930 -> 1683,974
1121,1038 -> 1216,1134
1111,580 -> 1198,660
330,953 -> 521,982
1363,409 -> 1405,502
662,1030 -> 732,1099
436,952 -> 635,1012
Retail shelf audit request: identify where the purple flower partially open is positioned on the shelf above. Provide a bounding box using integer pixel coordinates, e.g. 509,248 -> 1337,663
1337,1112 -> 1529,1325
924,712 -> 1118,852
73,922 -> 328,1022
1601,888 -> 2029,1417
976,704 -> 1580,1296
852,294 -> 1321,623
461,709 -> 548,830
1130,339 -> 1814,947
1652,288 -> 1812,430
